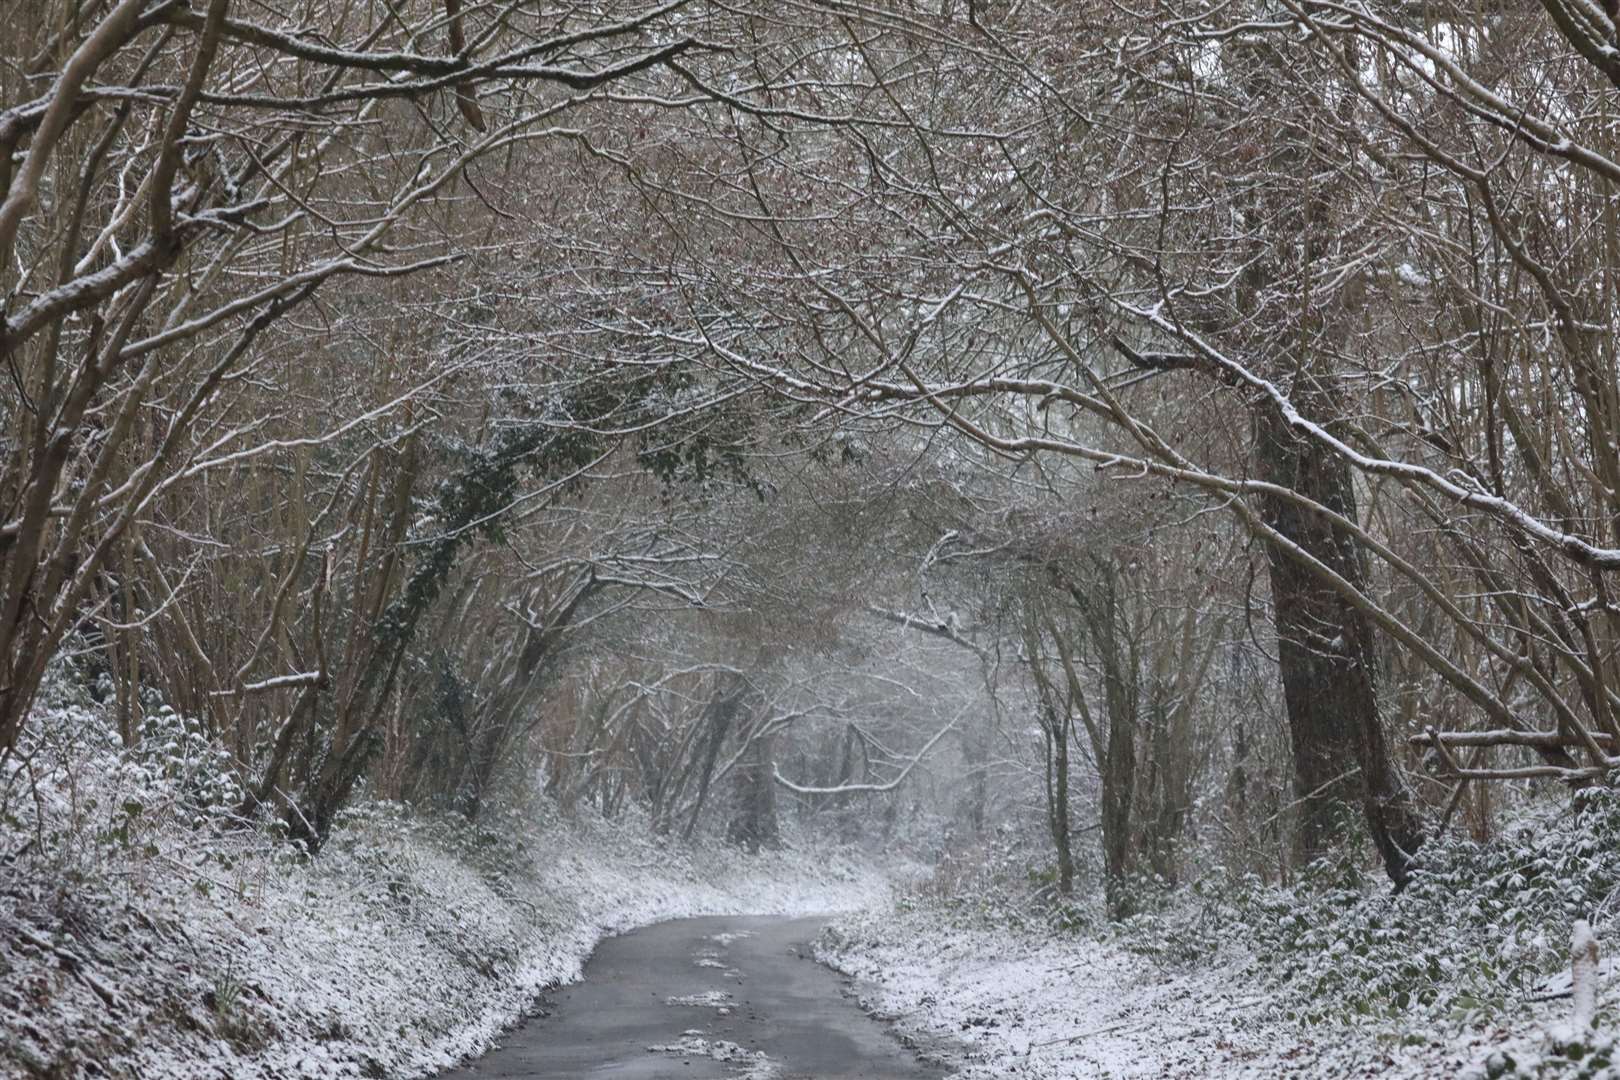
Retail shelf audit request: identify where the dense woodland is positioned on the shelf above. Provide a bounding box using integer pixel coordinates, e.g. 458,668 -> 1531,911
5,0 -> 1620,922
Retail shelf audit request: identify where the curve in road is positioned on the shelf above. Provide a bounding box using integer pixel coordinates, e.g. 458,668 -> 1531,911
440,914 -> 945,1080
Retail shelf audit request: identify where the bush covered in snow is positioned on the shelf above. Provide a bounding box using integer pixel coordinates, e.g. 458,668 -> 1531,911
1231,789 -> 1620,1028
1093,790 -> 1607,1030
1080,786 -> 1620,1074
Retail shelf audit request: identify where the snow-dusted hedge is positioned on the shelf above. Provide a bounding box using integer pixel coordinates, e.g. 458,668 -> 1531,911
0,682 -> 886,1079
1104,789 -> 1620,1035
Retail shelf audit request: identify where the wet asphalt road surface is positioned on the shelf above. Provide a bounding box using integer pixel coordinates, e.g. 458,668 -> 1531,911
439,914 -> 945,1080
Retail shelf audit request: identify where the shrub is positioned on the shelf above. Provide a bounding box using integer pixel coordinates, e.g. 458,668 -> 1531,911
1109,787 -> 1620,1031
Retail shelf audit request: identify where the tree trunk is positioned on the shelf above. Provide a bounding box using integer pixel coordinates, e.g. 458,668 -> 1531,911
681,682 -> 742,841
726,727 -> 781,854
1041,703 -> 1075,895
1255,401 -> 1425,886
1100,727 -> 1136,917
1144,695 -> 1190,885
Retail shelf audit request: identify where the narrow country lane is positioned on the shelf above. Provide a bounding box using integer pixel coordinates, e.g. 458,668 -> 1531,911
439,915 -> 946,1080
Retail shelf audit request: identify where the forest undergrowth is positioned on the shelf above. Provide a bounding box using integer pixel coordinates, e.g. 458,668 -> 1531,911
822,798 -> 1620,1079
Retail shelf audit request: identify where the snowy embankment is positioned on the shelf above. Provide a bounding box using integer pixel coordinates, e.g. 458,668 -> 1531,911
0,694 -> 890,1080
817,906 -> 1281,1078
819,883 -> 1620,1079
2,810 -> 884,1080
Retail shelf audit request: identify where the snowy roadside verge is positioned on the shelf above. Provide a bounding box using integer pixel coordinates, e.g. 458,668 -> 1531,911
815,906 -> 1282,1079
1,692 -> 890,1080
2,807 -> 886,1080
816,902 -> 1620,1079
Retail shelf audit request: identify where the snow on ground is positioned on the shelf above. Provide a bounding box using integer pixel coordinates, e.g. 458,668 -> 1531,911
647,1034 -> 778,1078
0,692 -> 891,1080
817,904 -> 1618,1079
10,682 -> 1617,1080
818,905 -> 1282,1078
667,990 -> 737,1008
1,806 -> 885,1080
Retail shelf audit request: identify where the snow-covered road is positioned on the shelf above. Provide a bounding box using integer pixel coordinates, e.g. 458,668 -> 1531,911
439,914 -> 944,1080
